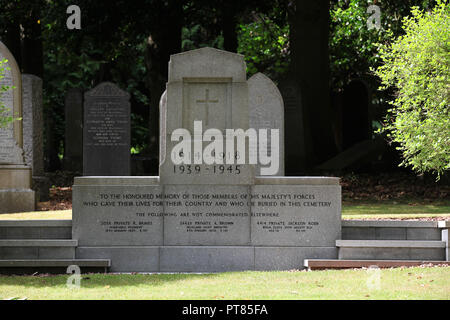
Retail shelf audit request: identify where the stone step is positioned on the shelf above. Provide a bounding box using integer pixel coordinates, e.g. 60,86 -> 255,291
0,220 -> 72,239
0,240 -> 78,260
0,259 -> 110,275
337,240 -> 446,261
304,259 -> 449,270
341,220 -> 444,241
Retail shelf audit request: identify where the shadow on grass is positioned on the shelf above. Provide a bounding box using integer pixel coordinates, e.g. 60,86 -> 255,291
0,271 -> 255,289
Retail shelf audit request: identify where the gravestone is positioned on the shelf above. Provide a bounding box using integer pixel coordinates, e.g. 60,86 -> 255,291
73,48 -> 341,272
0,41 -> 35,213
159,48 -> 252,185
342,79 -> 370,149
278,77 -> 312,174
22,74 -> 49,201
249,72 -> 284,176
64,88 -> 83,172
83,82 -> 130,176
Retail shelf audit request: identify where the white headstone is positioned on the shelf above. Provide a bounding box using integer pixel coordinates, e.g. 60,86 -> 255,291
159,47 -> 253,184
249,72 -> 285,176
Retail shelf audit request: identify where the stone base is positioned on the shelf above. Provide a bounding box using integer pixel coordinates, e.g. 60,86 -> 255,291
0,189 -> 35,214
0,165 -> 32,189
32,176 -> 50,202
0,165 -> 35,213
76,246 -> 337,273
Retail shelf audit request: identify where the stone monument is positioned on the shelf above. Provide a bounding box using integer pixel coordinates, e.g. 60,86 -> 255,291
83,82 -> 131,176
22,74 -> 49,202
0,41 -> 35,213
73,48 -> 340,272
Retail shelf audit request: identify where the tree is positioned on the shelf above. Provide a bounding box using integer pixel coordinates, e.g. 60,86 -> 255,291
288,0 -> 337,168
374,1 -> 450,178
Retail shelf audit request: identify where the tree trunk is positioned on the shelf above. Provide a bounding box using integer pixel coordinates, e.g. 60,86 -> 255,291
222,0 -> 238,52
288,0 -> 337,167
145,0 -> 182,174
21,6 -> 43,77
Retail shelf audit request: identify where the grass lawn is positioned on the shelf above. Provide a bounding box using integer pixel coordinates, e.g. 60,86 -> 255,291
0,267 -> 449,300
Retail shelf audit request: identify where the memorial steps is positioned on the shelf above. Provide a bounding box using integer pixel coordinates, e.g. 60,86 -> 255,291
0,220 -> 110,274
0,219 -> 448,274
304,220 -> 449,270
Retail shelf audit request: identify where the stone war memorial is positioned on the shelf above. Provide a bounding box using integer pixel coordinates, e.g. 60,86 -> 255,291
0,41 -> 35,213
73,48 -> 341,272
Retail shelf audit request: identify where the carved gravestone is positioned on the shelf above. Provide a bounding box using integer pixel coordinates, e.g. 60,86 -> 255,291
0,41 -> 35,213
159,47 -> 252,184
64,88 -> 84,172
22,74 -> 49,201
278,77 -> 311,174
83,82 -> 130,176
248,72 -> 284,176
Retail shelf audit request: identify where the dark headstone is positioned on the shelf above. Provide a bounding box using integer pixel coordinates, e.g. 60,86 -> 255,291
83,82 -> 130,176
278,77 -> 312,174
342,80 -> 370,149
64,88 -> 83,172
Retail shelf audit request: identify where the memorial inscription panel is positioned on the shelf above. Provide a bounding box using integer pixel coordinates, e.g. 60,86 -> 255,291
73,185 -> 163,246
251,185 -> 341,246
83,82 -> 130,175
163,185 -> 251,246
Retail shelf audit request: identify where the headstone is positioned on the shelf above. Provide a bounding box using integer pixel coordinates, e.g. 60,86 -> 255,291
83,82 -> 130,176
249,72 -> 284,176
278,77 -> 312,174
159,47 -> 252,185
0,41 -> 35,213
342,79 -> 370,149
73,48 -> 341,272
64,88 -> 83,172
22,74 -> 49,201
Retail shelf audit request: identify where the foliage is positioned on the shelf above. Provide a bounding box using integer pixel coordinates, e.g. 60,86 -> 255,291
237,15 -> 290,79
329,0 -> 434,90
236,3 -> 290,80
0,59 -> 15,128
375,1 -> 450,178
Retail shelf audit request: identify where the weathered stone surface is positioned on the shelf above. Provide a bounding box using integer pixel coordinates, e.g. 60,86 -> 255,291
72,181 -> 163,246
0,41 -> 24,165
160,47 -> 253,185
163,185 -> 251,245
22,74 -> 49,201
0,41 -> 35,213
22,74 -> 44,175
278,77 -> 311,174
160,246 -> 254,272
254,247 -> 337,271
249,72 -> 284,176
76,247 -> 159,272
83,82 -> 130,176
250,184 -> 341,246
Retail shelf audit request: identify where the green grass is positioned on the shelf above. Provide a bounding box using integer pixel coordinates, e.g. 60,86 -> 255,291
0,267 -> 449,300
341,200 -> 450,219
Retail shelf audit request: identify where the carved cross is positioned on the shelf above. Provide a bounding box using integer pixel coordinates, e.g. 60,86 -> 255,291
196,89 -> 219,125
